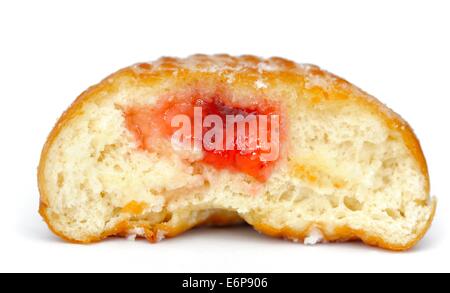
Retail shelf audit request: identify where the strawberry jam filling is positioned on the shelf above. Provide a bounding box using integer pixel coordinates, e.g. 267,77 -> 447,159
124,95 -> 282,182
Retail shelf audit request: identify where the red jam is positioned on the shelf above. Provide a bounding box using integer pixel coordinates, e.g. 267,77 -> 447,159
124,95 -> 281,182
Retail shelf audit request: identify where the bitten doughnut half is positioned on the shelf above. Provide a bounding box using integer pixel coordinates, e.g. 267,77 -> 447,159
38,54 -> 435,250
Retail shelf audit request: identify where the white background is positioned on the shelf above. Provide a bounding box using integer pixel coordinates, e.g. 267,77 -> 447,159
0,0 -> 449,273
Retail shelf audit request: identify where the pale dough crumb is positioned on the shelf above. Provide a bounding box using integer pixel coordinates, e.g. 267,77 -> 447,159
255,79 -> 267,89
304,228 -> 324,245
126,227 -> 145,241
156,230 -> 167,242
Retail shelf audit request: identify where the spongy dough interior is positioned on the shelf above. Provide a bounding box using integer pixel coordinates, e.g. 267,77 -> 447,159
41,68 -> 433,248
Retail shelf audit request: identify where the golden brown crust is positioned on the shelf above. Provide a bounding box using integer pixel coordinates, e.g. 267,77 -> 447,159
38,54 -> 434,250
251,197 -> 436,251
39,201 -> 242,244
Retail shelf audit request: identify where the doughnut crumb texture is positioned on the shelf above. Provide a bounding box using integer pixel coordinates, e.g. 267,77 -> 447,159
38,54 -> 436,250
